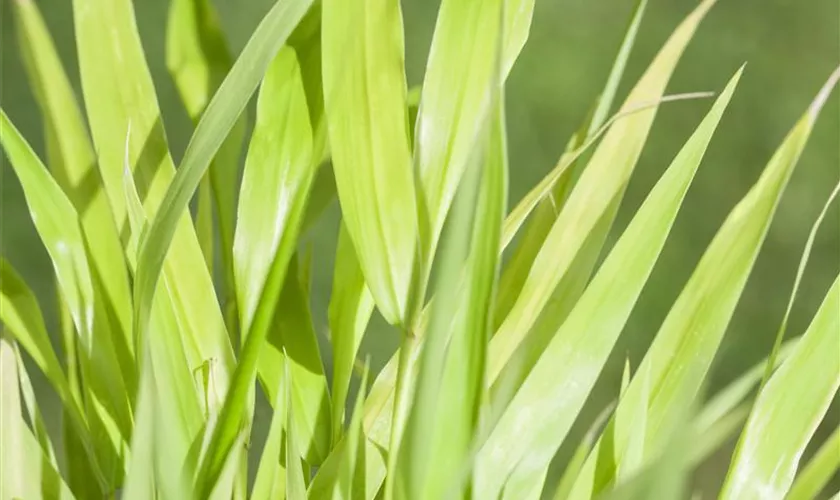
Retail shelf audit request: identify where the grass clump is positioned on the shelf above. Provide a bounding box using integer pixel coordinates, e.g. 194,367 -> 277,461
1,0 -> 838,499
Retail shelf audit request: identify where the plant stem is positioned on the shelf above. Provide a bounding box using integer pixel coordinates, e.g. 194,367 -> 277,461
384,328 -> 420,500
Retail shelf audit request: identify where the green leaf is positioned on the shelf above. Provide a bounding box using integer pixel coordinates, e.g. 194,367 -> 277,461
329,224 -> 375,443
335,365 -> 370,500
13,0 -> 134,366
122,346 -> 157,500
786,426 -> 840,500
474,66 -> 741,500
286,359 -> 307,500
229,43 -> 329,466
74,0 -> 236,414
415,0 -> 534,270
322,0 -> 418,326
486,0 -> 721,385
566,66 -> 838,500
0,333 -> 76,500
166,0 -> 247,331
252,356 -> 289,500
256,256 -> 332,465
397,86 -> 508,500
1,111 -> 132,487
720,276 -> 840,499
552,403 -> 616,500
15,347 -> 57,466
122,164 -> 202,499
494,0 -> 647,326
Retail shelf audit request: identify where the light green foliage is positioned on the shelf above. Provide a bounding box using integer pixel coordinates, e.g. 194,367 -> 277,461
3,0 -> 839,499
322,0 -> 418,327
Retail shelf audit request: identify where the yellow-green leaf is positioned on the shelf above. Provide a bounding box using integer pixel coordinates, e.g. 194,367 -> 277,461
322,0 -> 418,326
720,276 -> 840,499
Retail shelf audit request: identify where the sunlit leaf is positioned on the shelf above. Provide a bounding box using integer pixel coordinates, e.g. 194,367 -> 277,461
786,426 -> 840,500
566,66 -> 839,500
474,66 -> 741,499
720,276 -> 840,499
252,356 -> 288,500
322,0 -> 418,326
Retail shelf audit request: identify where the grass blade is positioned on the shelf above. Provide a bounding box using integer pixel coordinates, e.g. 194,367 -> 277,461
475,67 -> 741,499
486,0 -> 720,384
566,66 -> 839,500
256,256 -> 332,465
322,0 -> 418,326
252,356 -> 288,500
74,0 -> 236,414
494,0 -> 647,326
721,278 -> 840,499
1,111 -> 132,487
166,0 -> 247,331
397,84 -> 508,500
286,359 -> 307,500
415,0 -> 533,270
329,224 -> 376,443
335,366 -> 370,499
720,276 -> 840,499
13,0 -> 133,363
786,426 -> 840,500
1,334 -> 77,500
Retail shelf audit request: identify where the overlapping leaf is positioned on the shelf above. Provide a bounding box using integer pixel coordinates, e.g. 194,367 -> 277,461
322,0 -> 418,326
473,67 -> 741,499
720,276 -> 840,499
566,66 -> 839,500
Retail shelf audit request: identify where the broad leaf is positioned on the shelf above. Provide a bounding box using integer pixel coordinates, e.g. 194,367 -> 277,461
322,0 -> 418,326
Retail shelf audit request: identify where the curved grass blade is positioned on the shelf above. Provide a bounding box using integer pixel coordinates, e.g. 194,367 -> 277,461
397,87 -> 508,500
322,0 -> 418,326
130,0 -> 314,406
415,0 -> 534,272
13,0 -> 133,361
329,224 -> 376,443
334,366 -> 371,499
474,68 -> 741,499
286,359 -> 307,500
786,426 -> 840,500
231,45 -> 330,465
16,350 -> 57,466
720,276 -> 840,499
122,345 -> 156,500
495,0 -> 647,325
256,256 -> 332,465
166,0 -> 246,331
122,163 -> 202,499
73,0 -> 236,412
1,111 -> 132,487
252,356 -> 288,500
566,66 -> 840,500
552,403 -> 617,500
486,0 -> 721,384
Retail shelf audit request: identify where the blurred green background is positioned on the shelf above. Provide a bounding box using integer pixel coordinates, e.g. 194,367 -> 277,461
1,0 -> 838,495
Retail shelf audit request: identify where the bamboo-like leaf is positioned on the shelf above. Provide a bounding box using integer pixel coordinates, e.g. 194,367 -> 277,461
13,0 -> 134,366
230,44 -> 329,466
415,0 -> 534,269
15,347 -> 57,465
552,403 -> 616,500
322,0 -> 418,326
166,0 -> 247,329
0,111 -> 132,487
252,356 -> 289,500
73,0 -> 236,413
286,361 -> 307,500
486,0 -> 721,384
122,164 -> 200,499
256,256 -> 332,465
329,224 -> 376,443
566,67 -> 839,500
494,0 -> 647,326
720,276 -> 840,499
0,333 -> 76,500
786,426 -> 840,500
474,67 -> 741,499
335,366 -> 370,500
397,88 -> 508,500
